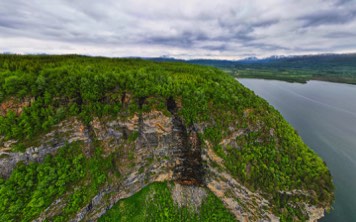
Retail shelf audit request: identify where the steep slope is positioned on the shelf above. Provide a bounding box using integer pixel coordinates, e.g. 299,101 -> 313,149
0,55 -> 334,221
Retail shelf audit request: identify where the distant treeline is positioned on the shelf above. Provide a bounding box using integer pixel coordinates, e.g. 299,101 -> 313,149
151,53 -> 356,84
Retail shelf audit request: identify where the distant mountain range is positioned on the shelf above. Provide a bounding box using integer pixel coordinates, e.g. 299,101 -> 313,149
150,53 -> 356,68
149,53 -> 356,84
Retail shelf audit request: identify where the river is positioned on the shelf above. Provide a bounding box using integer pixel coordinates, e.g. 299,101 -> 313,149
238,79 -> 356,222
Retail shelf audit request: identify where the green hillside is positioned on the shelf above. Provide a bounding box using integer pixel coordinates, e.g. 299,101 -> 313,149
0,55 -> 334,221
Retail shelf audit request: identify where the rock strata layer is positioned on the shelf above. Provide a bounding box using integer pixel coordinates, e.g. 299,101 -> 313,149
1,100 -> 325,222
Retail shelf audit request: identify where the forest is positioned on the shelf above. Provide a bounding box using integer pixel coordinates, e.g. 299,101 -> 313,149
0,54 -> 334,221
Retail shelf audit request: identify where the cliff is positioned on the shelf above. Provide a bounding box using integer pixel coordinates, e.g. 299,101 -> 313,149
0,55 -> 334,221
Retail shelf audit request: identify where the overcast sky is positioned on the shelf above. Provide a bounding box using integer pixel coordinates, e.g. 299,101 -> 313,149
1,0 -> 356,59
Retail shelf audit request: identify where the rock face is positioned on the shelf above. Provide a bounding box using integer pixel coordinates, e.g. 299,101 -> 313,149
0,118 -> 90,178
168,96 -> 204,186
0,99 -> 326,222
171,183 -> 207,211
205,149 -> 279,222
0,97 -> 35,116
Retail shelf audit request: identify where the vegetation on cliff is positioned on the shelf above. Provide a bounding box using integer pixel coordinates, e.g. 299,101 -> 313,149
0,55 -> 334,221
0,142 -> 115,221
99,182 -> 236,222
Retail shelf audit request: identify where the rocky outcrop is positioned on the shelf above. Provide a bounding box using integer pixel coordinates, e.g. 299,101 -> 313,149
171,183 -> 207,211
0,97 -> 35,116
304,205 -> 325,222
33,109 -> 176,221
0,118 -> 90,178
204,144 -> 279,221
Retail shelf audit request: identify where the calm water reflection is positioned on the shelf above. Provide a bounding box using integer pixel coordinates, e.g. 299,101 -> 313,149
238,79 -> 356,222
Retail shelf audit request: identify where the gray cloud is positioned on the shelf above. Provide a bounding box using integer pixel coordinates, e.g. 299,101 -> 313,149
0,0 -> 356,59
333,0 -> 355,6
300,10 -> 356,27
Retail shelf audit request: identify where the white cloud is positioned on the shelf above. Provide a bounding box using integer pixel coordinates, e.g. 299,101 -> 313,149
0,0 -> 355,59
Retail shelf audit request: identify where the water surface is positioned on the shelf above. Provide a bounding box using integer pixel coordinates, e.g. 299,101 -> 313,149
238,79 -> 356,222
